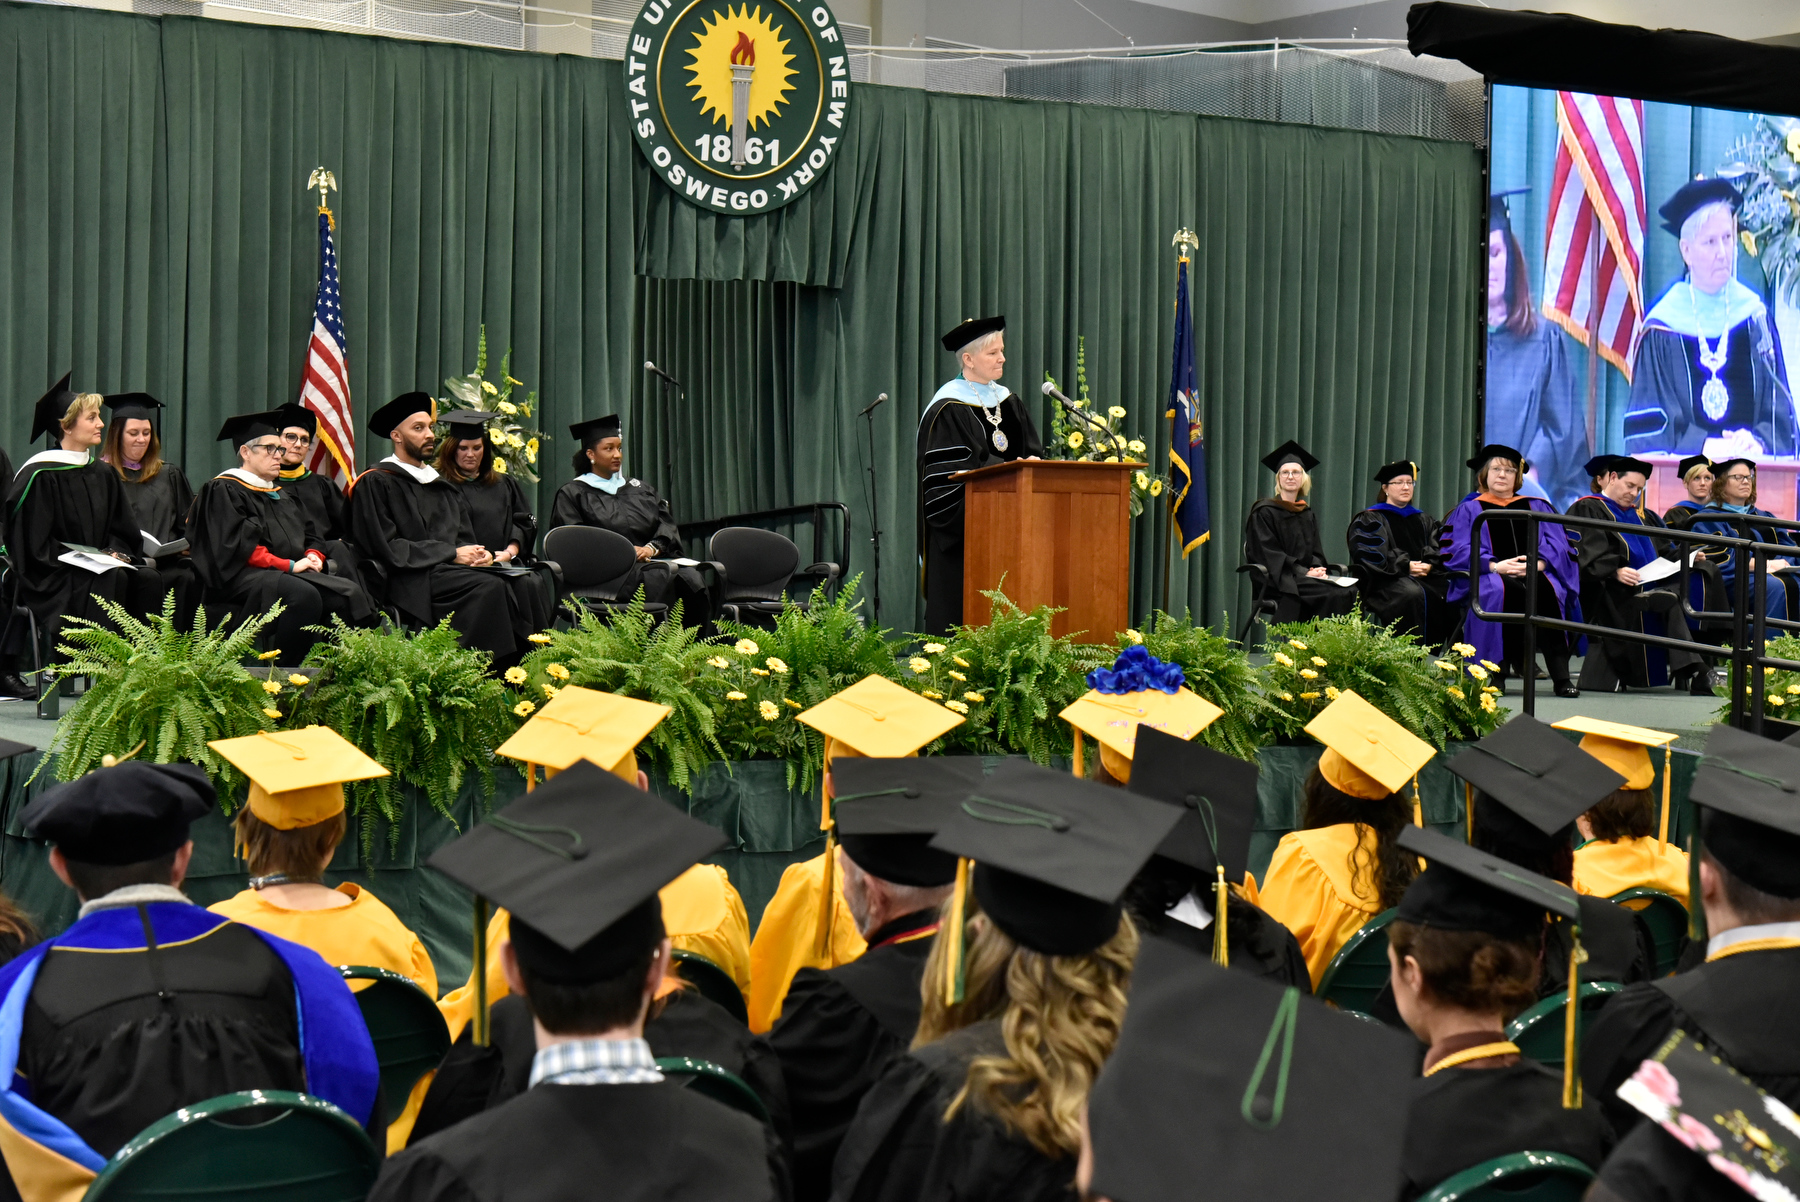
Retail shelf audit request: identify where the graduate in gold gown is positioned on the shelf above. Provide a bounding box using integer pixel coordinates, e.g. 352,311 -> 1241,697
1553,718 -> 1690,907
747,675 -> 966,1032
205,725 -> 435,1151
1257,692 -> 1437,987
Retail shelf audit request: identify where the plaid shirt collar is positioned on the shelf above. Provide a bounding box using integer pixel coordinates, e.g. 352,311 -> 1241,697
528,1037 -> 663,1088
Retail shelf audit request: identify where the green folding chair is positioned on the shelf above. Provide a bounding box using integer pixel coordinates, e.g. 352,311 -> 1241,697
1417,1150 -> 1595,1201
671,949 -> 749,1025
1316,908 -> 1397,1017
1608,886 -> 1689,977
1504,981 -> 1623,1068
83,1089 -> 379,1201
340,965 -> 452,1119
655,1056 -> 769,1124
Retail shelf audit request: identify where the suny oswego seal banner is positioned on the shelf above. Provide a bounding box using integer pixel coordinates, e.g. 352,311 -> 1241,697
625,0 -> 854,215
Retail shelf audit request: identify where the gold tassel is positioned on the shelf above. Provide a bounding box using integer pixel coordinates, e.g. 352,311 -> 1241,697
1072,730 -> 1085,778
1562,931 -> 1584,1109
1412,773 -> 1422,827
945,858 -> 970,1005
472,896 -> 491,1047
814,829 -> 838,960
1465,781 -> 1475,844
1212,865 -> 1230,966
524,761 -> 536,793
1658,744 -> 1671,849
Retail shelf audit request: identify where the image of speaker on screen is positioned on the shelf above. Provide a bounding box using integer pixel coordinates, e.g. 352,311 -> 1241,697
1623,177 -> 1795,460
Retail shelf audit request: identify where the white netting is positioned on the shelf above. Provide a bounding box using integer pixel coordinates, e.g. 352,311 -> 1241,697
36,0 -> 1486,143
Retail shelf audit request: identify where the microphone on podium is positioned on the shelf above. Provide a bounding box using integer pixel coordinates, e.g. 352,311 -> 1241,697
644,361 -> 682,390
859,392 -> 888,417
1041,380 -> 1074,405
1043,379 -> 1111,439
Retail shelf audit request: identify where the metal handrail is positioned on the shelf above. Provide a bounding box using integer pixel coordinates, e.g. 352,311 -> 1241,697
1466,507 -> 1800,733
677,502 -> 852,582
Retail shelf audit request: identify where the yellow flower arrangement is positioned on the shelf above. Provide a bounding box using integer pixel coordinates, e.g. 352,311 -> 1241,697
965,692 -> 984,703
726,690 -> 748,701
1299,692 -> 1320,700
1124,629 -> 1143,644
954,655 -> 971,667
1453,643 -> 1477,658
257,649 -> 283,661
1772,694 -> 1787,707
1299,668 -> 1318,680
734,638 -> 760,655
759,701 -> 779,720
1481,693 -> 1499,713
1434,660 -> 1455,671
1481,660 -> 1500,672
498,400 -> 518,415
480,380 -> 498,395
494,457 -> 508,474
504,666 -> 528,685
1446,687 -> 1465,700
513,700 -> 535,716
542,684 -> 560,699
288,674 -> 309,686
525,439 -> 538,465
1067,431 -> 1085,450
1107,405 -> 1126,419
908,657 -> 931,673
1324,686 -> 1340,700
1104,456 -> 1120,463
945,699 -> 969,714
1278,692 -> 1294,701
1135,472 -> 1150,490
545,663 -> 570,681
262,679 -> 283,694
1310,656 -> 1327,667
1127,440 -> 1147,455
751,668 -> 770,677
1289,640 -> 1308,650
528,632 -> 553,644
707,656 -> 730,669
766,657 -> 789,674
1467,665 -> 1488,681
1148,480 -> 1163,497
922,690 -> 943,700
948,670 -> 966,682
1788,684 -> 1800,695
263,708 -> 282,720
923,643 -> 947,654
785,698 -> 803,709
1272,652 -> 1294,667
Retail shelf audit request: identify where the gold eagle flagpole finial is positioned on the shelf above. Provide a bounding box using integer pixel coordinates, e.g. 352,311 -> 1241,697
307,167 -> 339,229
1171,227 -> 1199,263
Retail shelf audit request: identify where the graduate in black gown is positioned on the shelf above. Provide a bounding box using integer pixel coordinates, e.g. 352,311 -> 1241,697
348,393 -> 528,665
1117,727 -> 1309,988
1451,717 -> 1657,999
549,415 -> 706,624
916,316 -> 1044,635
767,757 -> 971,1202
6,380 -> 182,651
1584,725 -> 1800,1202
1243,441 -> 1356,624
187,413 -> 374,665
0,762 -> 380,1195
830,763 -> 1173,1202
1388,829 -> 1611,1200
369,761 -> 785,1202
434,411 -> 556,636
1347,460 -> 1455,644
1564,455 -> 1712,695
99,393 -> 197,628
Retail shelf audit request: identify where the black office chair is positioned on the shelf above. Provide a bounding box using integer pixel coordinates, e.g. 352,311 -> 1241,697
708,527 -> 839,627
542,525 -> 670,622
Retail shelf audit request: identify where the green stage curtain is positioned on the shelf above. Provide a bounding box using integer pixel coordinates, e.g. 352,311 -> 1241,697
0,1 -> 1479,635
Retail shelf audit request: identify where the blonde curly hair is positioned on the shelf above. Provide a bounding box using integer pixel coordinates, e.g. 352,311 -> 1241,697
945,912 -> 1138,1159
915,901 -> 1016,1049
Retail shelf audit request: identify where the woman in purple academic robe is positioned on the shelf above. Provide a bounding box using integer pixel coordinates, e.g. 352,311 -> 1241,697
1442,444 -> 1582,697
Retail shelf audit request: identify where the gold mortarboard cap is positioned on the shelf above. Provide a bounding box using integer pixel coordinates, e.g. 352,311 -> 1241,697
1551,716 -> 1675,792
796,675 -> 965,759
495,685 -> 670,779
1059,687 -> 1223,770
208,725 -> 389,830
1304,691 -> 1435,800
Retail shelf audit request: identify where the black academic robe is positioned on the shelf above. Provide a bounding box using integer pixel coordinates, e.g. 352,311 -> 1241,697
348,463 -> 525,658
1243,499 -> 1356,624
1588,1119 -> 1750,1202
18,918 -> 306,1160
769,910 -> 937,1202
1136,896 -> 1311,990
4,455 -> 176,640
830,1019 -> 1074,1202
1581,946 -> 1800,1140
549,478 -> 704,619
369,1078 -> 783,1202
187,474 -> 372,624
408,991 -> 791,1151
278,467 -> 348,541
1346,505 -> 1454,643
1397,1058 -> 1611,1201
117,463 -> 199,625
1487,321 -> 1589,509
1565,496 -> 1702,690
916,391 -> 1043,635
1624,310 -> 1792,456
457,475 -> 556,633
1540,896 -> 1655,1001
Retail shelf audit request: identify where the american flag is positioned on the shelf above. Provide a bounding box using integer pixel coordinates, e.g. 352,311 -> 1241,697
297,212 -> 355,480
1541,92 -> 1646,379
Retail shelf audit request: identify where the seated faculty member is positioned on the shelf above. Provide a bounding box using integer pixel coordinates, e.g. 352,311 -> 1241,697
187,413 -> 374,665
100,392 -> 197,625
1685,456 -> 1800,621
349,393 -> 529,665
1583,724 -> 1800,1202
916,316 -> 1044,635
1347,459 -> 1454,643
369,762 -> 785,1202
1660,454 -> 1715,527
0,762 -> 379,1198
768,756 -> 974,1202
1243,441 -> 1356,623
1565,455 -> 1713,695
435,410 -> 556,634
273,402 -> 351,541
550,414 -> 705,623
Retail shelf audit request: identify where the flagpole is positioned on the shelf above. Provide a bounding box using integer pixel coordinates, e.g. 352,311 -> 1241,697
1165,228 -> 1200,621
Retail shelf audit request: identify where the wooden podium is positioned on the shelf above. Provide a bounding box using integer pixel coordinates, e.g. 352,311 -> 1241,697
954,460 -> 1136,643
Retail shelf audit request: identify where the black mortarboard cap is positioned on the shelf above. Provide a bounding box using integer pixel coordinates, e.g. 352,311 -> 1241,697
427,760 -> 726,979
1449,715 -> 1625,835
215,412 -> 283,449
1127,725 -> 1256,880
1488,187 -> 1528,235
102,393 -> 164,425
1087,937 -> 1415,1202
1373,459 -> 1418,485
1693,725 -> 1800,898
831,757 -> 982,888
1467,443 -> 1526,471
366,392 -> 435,439
1260,440 -> 1318,473
1583,454 -> 1621,479
1612,456 -> 1655,478
1712,456 -> 1756,480
929,760 -> 1181,955
1659,176 -> 1742,238
1677,454 -> 1714,481
30,373 -> 76,443
1396,826 -> 1578,939
273,403 -> 318,436
569,415 -> 621,446
439,409 -> 493,441
940,315 -> 1004,355
22,762 -> 215,866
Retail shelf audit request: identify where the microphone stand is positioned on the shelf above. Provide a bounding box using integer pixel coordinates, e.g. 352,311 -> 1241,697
646,366 -> 681,504
860,395 -> 886,623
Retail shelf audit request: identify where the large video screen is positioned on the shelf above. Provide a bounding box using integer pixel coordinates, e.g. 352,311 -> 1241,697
1486,86 -> 1800,517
